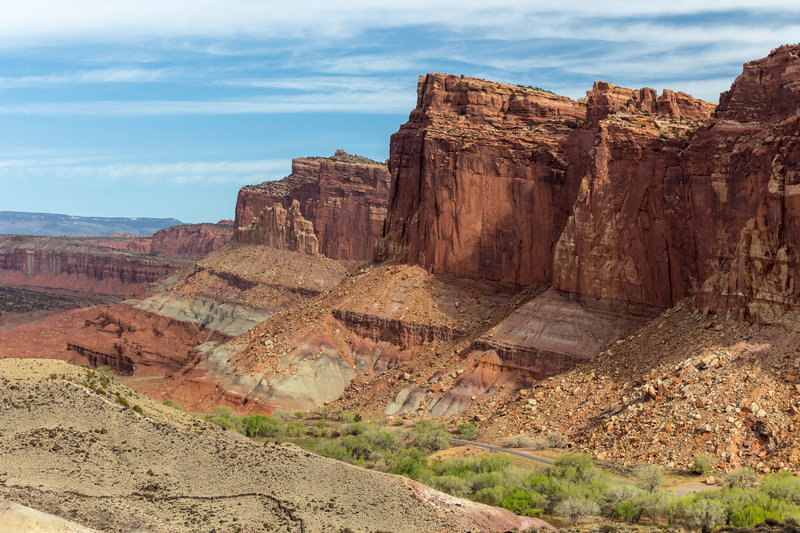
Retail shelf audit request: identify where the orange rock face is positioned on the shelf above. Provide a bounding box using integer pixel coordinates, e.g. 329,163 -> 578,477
556,45 -> 800,320
234,150 -> 390,261
0,236 -> 184,296
379,73 -> 587,286
235,200 -> 319,254
149,220 -> 233,259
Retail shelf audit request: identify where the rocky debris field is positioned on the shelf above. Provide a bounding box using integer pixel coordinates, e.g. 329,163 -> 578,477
462,300 -> 800,474
0,358 -> 543,532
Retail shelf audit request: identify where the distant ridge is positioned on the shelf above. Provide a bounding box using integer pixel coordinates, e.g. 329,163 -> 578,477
0,211 -> 182,236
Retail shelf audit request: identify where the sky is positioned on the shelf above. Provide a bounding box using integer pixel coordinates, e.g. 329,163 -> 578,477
1,2 -> 799,223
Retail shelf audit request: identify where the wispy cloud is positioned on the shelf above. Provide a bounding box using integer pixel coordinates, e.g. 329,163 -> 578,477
0,67 -> 177,88
0,156 -> 292,185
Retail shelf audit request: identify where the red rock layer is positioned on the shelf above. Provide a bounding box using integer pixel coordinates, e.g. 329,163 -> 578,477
0,236 -> 182,296
234,150 -> 390,261
149,220 -> 233,259
555,45 -> 800,321
378,74 -> 588,286
235,200 -> 319,254
93,234 -> 152,254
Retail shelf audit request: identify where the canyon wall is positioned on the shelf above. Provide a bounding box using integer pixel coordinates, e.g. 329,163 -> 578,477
378,74 -> 587,286
234,150 -> 390,261
0,236 -> 184,296
149,220 -> 233,259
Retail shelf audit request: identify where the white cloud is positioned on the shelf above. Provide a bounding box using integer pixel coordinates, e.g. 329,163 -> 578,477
0,88 -> 416,116
0,68 -> 177,88
1,1 -> 798,49
0,156 -> 292,185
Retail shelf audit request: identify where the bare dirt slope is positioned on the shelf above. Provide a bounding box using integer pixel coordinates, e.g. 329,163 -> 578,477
0,358 -> 545,533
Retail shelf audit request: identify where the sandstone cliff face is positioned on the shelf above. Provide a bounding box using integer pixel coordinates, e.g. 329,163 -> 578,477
150,220 -> 233,259
379,74 -> 587,286
235,200 -> 319,254
0,237 -> 183,296
555,45 -> 800,321
234,151 -> 390,261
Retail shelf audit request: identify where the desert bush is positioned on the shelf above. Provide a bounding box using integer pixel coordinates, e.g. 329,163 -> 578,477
456,423 -> 477,440
273,409 -> 292,422
428,475 -> 471,497
762,472 -> 800,503
286,421 -> 305,437
133,405 -> 143,414
115,393 -> 130,408
213,406 -> 233,417
162,400 -> 183,410
690,452 -> 716,475
242,414 -> 285,438
308,419 -> 330,438
633,464 -> 664,493
337,410 -> 356,423
293,411 -> 304,419
362,428 -> 399,451
550,454 -> 598,483
501,490 -> 545,517
725,467 -> 759,489
341,422 -> 368,436
501,435 -> 545,449
545,432 -> 569,448
416,431 -> 450,453
554,497 -> 600,522
475,485 -> 513,506
386,447 -> 429,478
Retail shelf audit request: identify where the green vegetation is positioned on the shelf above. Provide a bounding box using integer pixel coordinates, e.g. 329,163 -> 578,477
114,392 -> 130,408
162,399 -> 183,410
133,405 -> 143,414
690,452 -> 716,475
198,407 -> 800,528
456,422 -> 477,440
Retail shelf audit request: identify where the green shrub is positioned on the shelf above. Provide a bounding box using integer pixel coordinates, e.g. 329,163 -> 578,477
475,485 -> 513,506
273,409 -> 292,422
730,504 -> 782,527
293,411 -> 304,419
546,432 -> 569,448
550,454 -> 598,483
133,405 -> 143,414
308,419 -> 330,438
690,453 -> 716,475
337,410 -> 356,423
242,415 -> 285,438
286,421 -> 305,437
725,467 -> 759,489
428,475 -> 471,497
341,422 -> 368,436
554,497 -> 600,522
684,497 -> 726,532
386,447 -> 429,478
762,472 -> 800,503
457,423 -> 477,440
416,431 -> 450,453
115,393 -> 130,408
633,464 -> 664,493
213,406 -> 233,417
162,400 -> 183,411
501,490 -> 545,517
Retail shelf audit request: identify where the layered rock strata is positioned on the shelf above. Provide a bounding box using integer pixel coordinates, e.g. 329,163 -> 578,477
235,200 -> 319,254
0,236 -> 184,296
149,220 -> 233,259
234,150 -> 390,261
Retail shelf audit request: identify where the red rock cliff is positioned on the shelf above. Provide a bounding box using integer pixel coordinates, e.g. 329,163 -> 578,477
234,150 -> 390,261
555,45 -> 800,321
150,220 -> 233,259
235,200 -> 319,254
0,236 -> 184,296
378,74 -> 587,286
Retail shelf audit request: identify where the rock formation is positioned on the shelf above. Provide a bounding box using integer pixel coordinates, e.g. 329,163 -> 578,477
234,150 -> 390,261
149,220 -> 233,259
378,73 -> 587,286
0,236 -> 184,296
235,201 -> 319,254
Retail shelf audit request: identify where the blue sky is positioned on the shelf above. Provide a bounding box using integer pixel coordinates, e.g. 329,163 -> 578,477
1,2 -> 798,223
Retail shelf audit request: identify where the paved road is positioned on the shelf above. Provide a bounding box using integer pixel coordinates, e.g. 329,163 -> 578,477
450,438 -> 556,466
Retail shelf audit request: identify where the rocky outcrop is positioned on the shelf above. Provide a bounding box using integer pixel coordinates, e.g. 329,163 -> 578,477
585,81 -> 716,126
378,74 -> 587,286
149,220 -> 233,259
235,200 -> 319,254
0,236 -> 184,296
554,45 -> 800,321
93,234 -> 152,254
234,150 -> 390,261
